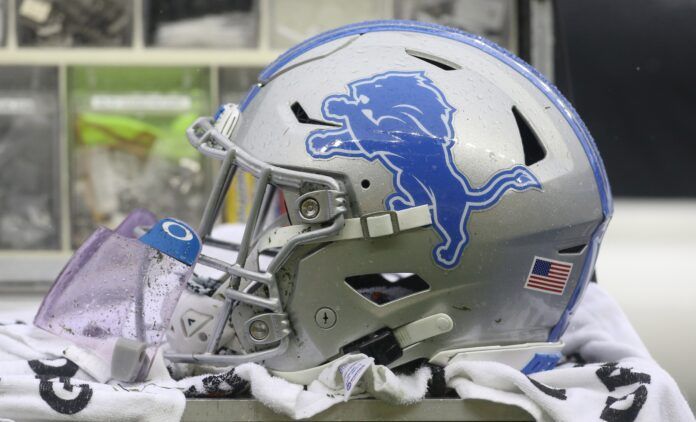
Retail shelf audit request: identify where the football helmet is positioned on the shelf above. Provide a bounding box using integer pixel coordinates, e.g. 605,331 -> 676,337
165,20 -> 613,380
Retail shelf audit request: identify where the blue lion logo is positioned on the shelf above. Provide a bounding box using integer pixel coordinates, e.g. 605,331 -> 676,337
306,71 -> 541,269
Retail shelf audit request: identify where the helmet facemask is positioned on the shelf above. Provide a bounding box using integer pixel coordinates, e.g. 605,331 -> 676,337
166,105 -> 351,366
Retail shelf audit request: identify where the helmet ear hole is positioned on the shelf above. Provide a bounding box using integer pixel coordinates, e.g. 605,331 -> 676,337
361,179 -> 371,189
512,106 -> 546,166
345,273 -> 429,305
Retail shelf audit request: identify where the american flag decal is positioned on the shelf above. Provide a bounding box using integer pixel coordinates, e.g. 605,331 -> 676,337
524,257 -> 573,295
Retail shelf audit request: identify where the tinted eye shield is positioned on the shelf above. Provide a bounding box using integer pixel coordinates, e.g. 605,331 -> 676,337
34,210 -> 201,382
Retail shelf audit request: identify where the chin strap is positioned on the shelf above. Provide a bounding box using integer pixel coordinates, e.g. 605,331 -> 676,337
272,341 -> 564,385
260,204 -> 432,251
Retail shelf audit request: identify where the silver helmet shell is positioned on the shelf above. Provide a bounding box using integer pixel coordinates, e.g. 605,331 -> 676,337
167,20 -> 612,376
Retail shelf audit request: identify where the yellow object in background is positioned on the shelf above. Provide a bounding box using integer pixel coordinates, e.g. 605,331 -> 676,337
68,66 -> 212,246
224,171 -> 257,224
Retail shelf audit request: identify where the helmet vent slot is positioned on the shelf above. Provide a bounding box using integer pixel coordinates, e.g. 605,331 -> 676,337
405,49 -> 460,71
291,102 -> 341,127
345,273 -> 429,305
558,244 -> 587,254
512,106 -> 546,166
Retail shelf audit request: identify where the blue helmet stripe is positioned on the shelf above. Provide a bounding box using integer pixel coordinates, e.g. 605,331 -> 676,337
243,19 -> 613,341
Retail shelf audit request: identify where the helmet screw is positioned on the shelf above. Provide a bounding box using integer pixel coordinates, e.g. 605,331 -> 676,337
300,198 -> 320,219
249,320 -> 270,341
314,307 -> 337,329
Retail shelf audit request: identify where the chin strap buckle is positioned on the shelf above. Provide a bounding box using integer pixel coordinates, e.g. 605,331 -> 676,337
360,210 -> 400,238
342,328 -> 403,366
359,204 -> 432,239
341,313 -> 455,367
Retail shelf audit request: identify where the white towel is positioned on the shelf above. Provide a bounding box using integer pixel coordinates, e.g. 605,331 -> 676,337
443,283 -> 694,421
231,354 -> 432,420
446,357 -> 691,422
0,322 -> 185,422
0,287 -> 692,422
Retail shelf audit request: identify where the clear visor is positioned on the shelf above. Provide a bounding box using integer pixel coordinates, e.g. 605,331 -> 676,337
34,209 -> 199,382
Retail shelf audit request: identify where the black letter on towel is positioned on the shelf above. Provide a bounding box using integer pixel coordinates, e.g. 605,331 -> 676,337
28,359 -> 79,378
528,377 -> 567,400
596,362 -> 651,392
600,385 -> 648,422
39,377 -> 93,415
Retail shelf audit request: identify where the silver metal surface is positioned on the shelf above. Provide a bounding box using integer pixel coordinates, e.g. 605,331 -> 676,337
206,167 -> 271,353
182,398 -> 532,421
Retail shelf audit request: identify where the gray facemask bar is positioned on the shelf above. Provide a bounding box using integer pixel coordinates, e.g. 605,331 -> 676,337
165,117 -> 348,366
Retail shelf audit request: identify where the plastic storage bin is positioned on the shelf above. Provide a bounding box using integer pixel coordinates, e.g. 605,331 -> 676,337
268,0 -> 389,49
16,0 -> 133,47
0,0 -> 6,46
394,0 -> 517,52
0,66 -> 61,250
219,67 -> 261,104
68,66 -> 212,247
145,0 -> 258,48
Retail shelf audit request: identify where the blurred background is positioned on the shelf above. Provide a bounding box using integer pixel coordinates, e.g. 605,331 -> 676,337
0,0 -> 693,412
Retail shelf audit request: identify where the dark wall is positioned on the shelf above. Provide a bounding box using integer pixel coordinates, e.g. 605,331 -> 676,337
554,0 -> 696,197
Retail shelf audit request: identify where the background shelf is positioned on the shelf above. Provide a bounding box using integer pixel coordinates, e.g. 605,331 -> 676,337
0,0 -> 552,286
